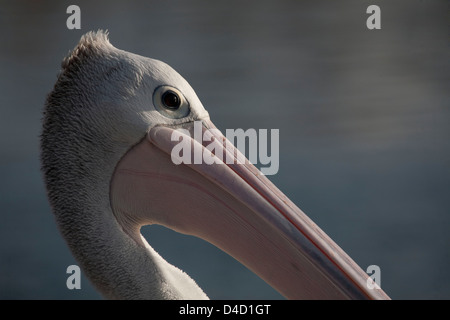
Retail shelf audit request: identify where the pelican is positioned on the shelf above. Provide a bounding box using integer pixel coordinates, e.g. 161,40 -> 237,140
41,30 -> 390,300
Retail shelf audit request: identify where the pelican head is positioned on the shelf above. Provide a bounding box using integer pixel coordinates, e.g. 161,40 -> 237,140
41,30 -> 390,300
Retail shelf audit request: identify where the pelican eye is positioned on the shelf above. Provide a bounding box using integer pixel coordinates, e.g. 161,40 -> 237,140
153,85 -> 190,119
161,90 -> 180,110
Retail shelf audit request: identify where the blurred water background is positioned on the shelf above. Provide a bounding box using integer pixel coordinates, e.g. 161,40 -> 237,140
0,0 -> 449,299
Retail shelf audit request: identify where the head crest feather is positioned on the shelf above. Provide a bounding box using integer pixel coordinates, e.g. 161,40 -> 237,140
61,30 -> 111,71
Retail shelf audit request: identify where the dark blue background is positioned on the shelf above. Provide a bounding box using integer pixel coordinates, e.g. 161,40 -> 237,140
0,0 -> 448,299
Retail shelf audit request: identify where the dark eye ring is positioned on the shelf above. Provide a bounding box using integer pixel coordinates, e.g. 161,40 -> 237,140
161,90 -> 181,110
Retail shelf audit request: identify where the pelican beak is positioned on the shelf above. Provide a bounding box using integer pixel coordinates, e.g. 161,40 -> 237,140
111,117 -> 390,300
